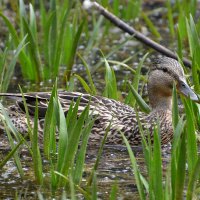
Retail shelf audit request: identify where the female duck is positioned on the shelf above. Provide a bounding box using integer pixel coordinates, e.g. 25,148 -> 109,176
0,57 -> 198,145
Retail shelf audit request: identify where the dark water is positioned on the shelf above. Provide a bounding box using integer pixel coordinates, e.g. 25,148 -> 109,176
0,144 -> 145,199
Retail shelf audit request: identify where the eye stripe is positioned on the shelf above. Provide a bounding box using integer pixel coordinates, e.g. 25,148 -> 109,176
162,67 -> 168,72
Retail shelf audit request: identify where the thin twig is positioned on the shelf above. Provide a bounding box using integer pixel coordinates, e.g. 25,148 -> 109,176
82,0 -> 191,68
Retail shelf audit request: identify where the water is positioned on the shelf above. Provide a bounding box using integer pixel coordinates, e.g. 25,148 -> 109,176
0,144 -> 145,199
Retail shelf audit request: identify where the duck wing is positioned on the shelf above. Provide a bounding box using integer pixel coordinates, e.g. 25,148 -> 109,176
0,91 -> 136,119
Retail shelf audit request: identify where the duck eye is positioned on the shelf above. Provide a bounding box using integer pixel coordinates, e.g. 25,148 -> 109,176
162,67 -> 168,72
181,83 -> 186,88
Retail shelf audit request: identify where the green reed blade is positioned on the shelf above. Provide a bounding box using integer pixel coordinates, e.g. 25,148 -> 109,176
87,121 -> 111,187
0,103 -> 24,177
73,116 -> 94,185
186,15 -> 200,93
152,125 -> 163,200
0,13 -> 32,79
164,166 -> 171,200
69,175 -> 76,200
66,97 -> 81,136
186,15 -> 200,58
128,82 -> 151,113
85,15 -> 104,53
92,173 -> 97,200
32,99 -> 43,184
74,74 -> 93,94
4,126 -> 24,178
0,136 -> 24,170
142,13 -> 161,38
54,171 -> 91,199
172,84 -> 179,128
53,9 -> 69,77
43,82 -> 57,158
1,35 -> 27,93
56,99 -> 68,175
166,0 -> 175,37
18,87 -> 34,143
60,105 -> 90,185
107,59 -> 136,75
177,26 -> 183,60
113,0 -> 119,16
109,181 -> 118,200
64,20 -> 85,83
103,57 -> 118,100
125,0 -> 141,20
43,11 -> 56,77
19,0 -> 26,37
135,109 -> 151,173
49,0 -> 57,70
29,4 -> 37,40
183,98 -> 198,174
125,53 -> 148,106
22,18 -> 42,82
78,53 -> 97,95
174,129 -> 186,200
187,156 -> 200,200
178,10 -> 187,40
121,132 -> 146,200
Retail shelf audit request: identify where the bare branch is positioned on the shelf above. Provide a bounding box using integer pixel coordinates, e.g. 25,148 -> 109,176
82,0 -> 191,68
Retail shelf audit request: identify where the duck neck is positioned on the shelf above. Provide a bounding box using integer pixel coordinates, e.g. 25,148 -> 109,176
148,90 -> 172,111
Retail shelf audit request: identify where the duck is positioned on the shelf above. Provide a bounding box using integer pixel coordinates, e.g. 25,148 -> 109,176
0,57 -> 199,145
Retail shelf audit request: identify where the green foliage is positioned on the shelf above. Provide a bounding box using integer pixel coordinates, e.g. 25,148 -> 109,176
125,53 -> 149,107
103,56 -> 118,99
0,35 -> 27,93
0,0 -> 83,83
121,88 -> 200,200
0,102 -> 26,178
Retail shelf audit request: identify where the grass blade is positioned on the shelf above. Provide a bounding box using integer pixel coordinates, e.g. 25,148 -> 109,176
152,125 -> 163,199
103,56 -> 118,100
121,132 -> 146,200
175,130 -> 186,200
187,156 -> 200,200
32,99 -> 43,184
128,82 -> 151,113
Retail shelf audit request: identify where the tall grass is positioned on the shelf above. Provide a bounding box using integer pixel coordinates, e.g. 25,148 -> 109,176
0,35 -> 27,92
122,87 -> 200,199
0,0 -> 84,82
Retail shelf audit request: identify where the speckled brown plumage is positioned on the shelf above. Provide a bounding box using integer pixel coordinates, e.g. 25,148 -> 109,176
0,57 -> 198,145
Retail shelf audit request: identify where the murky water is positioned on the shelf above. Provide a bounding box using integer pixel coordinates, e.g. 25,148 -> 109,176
0,144 -> 145,199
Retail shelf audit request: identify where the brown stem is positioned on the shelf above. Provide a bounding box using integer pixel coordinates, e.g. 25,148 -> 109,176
82,0 -> 191,68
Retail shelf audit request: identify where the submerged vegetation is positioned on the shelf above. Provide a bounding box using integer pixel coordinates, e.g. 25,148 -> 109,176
0,0 -> 200,199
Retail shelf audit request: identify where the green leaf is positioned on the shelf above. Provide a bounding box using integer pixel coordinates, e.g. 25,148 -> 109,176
187,156 -> 200,200
103,56 -> 118,100
175,130 -> 186,200
152,125 -> 163,199
73,116 -> 94,185
128,82 -> 151,113
121,132 -> 146,200
172,84 -> 179,128
74,74 -> 93,94
32,99 -> 43,184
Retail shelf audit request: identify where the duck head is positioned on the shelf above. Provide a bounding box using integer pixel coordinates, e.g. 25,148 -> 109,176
147,57 -> 199,110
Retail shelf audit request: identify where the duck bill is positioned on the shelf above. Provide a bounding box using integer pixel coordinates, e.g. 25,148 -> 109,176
178,81 -> 199,102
